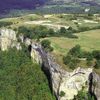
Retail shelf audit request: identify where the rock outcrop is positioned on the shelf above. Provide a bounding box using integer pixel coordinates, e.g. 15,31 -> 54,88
48,54 -> 93,100
92,73 -> 100,100
0,28 -> 21,51
31,43 -> 42,65
31,48 -> 42,64
31,43 -> 94,100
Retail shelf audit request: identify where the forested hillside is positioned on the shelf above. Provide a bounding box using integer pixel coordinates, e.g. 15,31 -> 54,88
0,47 -> 55,100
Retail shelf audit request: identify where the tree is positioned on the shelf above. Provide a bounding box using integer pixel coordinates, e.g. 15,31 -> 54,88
74,90 -> 87,100
86,52 -> 93,66
78,26 -> 90,32
0,21 -> 13,28
41,39 -> 53,52
92,50 -> 100,60
63,54 -> 80,69
0,48 -> 55,100
63,45 -> 81,69
59,91 -> 65,97
60,27 -> 66,33
94,60 -> 100,69
48,28 -> 55,35
68,45 -> 81,57
17,26 -> 34,39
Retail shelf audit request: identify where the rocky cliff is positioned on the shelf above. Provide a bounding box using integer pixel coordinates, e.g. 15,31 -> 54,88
47,54 -> 93,100
0,28 -> 21,51
30,44 -> 100,100
92,73 -> 100,100
0,28 -> 99,100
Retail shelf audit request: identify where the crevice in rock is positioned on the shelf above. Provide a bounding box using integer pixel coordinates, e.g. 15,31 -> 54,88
42,62 -> 53,91
28,44 -> 32,52
88,73 -> 97,100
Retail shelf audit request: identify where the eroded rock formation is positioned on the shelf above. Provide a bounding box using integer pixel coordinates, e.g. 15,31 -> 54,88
0,28 -> 21,51
31,44 -> 95,100
92,73 -> 100,100
48,54 -> 93,100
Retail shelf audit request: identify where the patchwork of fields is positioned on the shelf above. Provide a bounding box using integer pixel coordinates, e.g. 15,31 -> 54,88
0,14 -> 100,71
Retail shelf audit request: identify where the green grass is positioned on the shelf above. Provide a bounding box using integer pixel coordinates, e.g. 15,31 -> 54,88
0,14 -> 100,31
0,14 -> 100,71
43,29 -> 100,70
47,29 -> 100,53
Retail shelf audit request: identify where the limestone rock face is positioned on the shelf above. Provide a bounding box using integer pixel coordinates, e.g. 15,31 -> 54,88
30,44 -> 99,100
31,48 -> 42,64
48,55 -> 93,100
92,73 -> 100,100
0,28 -> 21,51
47,55 -> 100,100
31,43 -> 42,65
58,68 -> 92,100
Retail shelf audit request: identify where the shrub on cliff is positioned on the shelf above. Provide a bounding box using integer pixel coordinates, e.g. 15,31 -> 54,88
92,50 -> 100,60
41,39 -> 53,52
59,91 -> 65,97
63,54 -> 80,69
68,45 -> 81,57
94,60 -> 100,69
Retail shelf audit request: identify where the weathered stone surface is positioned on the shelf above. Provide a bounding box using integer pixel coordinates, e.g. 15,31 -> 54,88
31,44 -> 94,100
0,28 -> 21,51
92,73 -> 100,100
31,48 -> 42,64
58,68 -> 92,100
31,43 -> 42,64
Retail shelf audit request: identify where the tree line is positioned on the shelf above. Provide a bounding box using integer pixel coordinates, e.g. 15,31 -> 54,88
63,45 -> 100,69
0,46 -> 55,100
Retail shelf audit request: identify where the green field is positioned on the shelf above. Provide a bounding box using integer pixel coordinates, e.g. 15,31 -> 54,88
0,14 -> 100,30
47,29 -> 100,53
43,29 -> 100,70
0,14 -> 100,71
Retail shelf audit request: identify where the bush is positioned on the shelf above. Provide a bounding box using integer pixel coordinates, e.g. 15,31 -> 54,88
94,60 -> 100,69
41,39 -> 51,48
63,55 -> 72,65
0,21 -> 13,27
92,50 -> 100,60
59,91 -> 65,97
78,26 -> 90,32
68,45 -> 81,57
86,53 -> 93,61
60,27 -> 66,33
63,54 -> 80,69
74,90 -> 87,100
17,25 -> 57,39
63,45 -> 81,69
41,39 -> 53,52
17,26 -> 35,39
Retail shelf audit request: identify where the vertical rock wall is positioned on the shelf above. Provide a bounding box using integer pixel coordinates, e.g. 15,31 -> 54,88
92,73 -> 100,100
31,45 -> 94,100
0,28 -> 21,51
